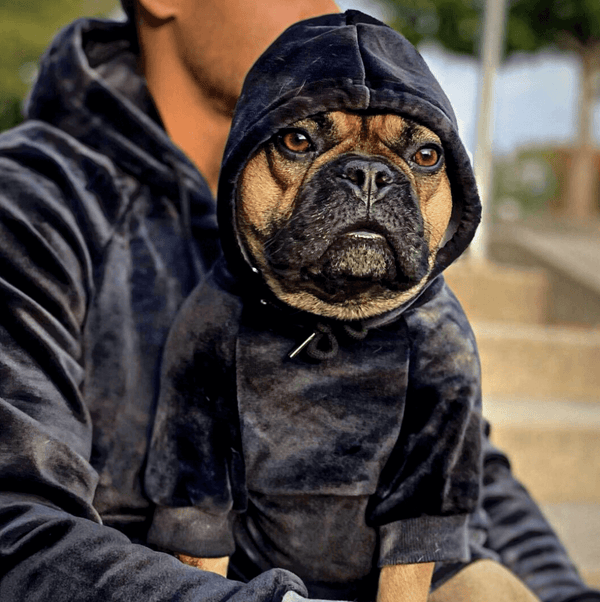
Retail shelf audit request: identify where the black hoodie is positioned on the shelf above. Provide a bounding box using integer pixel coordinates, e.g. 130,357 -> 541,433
145,11 -> 485,600
0,16 -> 306,602
0,11 -> 598,602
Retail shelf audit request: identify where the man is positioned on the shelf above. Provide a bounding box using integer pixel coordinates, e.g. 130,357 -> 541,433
0,1 -> 597,601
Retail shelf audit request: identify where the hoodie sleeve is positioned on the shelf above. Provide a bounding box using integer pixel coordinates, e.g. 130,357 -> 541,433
481,437 -> 600,602
0,153 -> 306,602
144,276 -> 247,558
368,280 -> 483,566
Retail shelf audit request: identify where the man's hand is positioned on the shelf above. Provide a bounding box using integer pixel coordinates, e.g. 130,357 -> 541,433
177,554 -> 230,577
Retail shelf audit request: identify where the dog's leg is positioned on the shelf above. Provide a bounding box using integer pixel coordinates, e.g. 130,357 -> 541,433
177,554 -> 230,577
377,562 -> 434,602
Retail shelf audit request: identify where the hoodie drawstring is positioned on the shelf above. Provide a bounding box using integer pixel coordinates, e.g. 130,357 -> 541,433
288,322 -> 369,361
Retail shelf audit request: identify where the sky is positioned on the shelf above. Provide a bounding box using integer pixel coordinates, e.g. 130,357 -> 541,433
337,0 -> 600,157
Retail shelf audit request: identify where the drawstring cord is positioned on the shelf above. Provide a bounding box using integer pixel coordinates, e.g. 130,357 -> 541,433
342,322 -> 369,341
288,321 -> 369,361
289,323 -> 339,360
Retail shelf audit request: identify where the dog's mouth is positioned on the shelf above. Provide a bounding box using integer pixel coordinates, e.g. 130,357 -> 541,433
297,225 -> 413,301
344,230 -> 386,242
318,228 -> 395,280
264,219 -> 431,303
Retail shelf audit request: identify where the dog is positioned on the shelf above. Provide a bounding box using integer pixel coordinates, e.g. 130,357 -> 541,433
145,12 -> 483,602
174,110 -> 453,601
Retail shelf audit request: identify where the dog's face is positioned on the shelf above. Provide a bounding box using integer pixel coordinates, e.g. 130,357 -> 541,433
237,111 -> 453,320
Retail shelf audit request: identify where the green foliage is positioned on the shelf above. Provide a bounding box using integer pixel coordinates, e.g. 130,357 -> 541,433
383,0 -> 600,58
0,96 -> 24,132
385,0 -> 482,55
0,0 -> 119,132
494,148 -> 559,216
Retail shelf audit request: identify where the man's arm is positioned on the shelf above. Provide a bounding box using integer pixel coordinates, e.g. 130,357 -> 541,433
0,150 -> 306,602
481,437 -> 600,602
0,0 -> 340,599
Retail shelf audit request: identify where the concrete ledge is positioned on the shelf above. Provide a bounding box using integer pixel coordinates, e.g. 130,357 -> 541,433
484,396 -> 600,428
473,321 -> 600,400
486,397 -> 600,504
491,426 -> 600,504
510,227 -> 600,297
582,570 -> 600,589
445,260 -> 550,324
491,225 -> 600,326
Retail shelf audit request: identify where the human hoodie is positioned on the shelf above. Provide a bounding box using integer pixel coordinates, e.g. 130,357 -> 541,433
0,16 -> 307,602
145,11 -> 484,600
0,11 -> 598,602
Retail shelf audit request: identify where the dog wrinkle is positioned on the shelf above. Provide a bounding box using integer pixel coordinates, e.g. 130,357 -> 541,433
238,150 -> 298,235
419,175 -> 452,251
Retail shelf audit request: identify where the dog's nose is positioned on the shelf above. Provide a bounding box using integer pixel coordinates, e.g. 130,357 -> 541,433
339,159 -> 394,206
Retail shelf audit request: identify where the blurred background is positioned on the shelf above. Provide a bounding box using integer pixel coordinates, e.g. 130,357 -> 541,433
1,0 -> 599,587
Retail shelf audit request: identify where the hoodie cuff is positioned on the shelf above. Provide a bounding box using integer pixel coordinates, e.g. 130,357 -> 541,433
147,505 -> 236,557
378,514 -> 470,566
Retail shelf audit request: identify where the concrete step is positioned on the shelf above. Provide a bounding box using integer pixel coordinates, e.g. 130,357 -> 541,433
490,224 -> 600,327
485,397 -> 600,503
485,397 -> 600,588
445,260 -> 550,324
473,321 -> 600,400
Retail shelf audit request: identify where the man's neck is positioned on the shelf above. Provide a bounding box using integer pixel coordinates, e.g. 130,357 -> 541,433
137,0 -> 341,193
140,21 -> 232,194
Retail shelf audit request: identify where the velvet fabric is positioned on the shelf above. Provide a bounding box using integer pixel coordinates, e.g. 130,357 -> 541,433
0,13 -> 598,602
146,270 -> 482,599
0,17 -> 305,602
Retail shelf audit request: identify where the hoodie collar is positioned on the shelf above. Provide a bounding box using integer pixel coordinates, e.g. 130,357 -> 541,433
26,18 -> 210,199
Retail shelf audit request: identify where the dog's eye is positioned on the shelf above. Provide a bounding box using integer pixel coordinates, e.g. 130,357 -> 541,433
413,147 -> 440,168
279,130 -> 312,154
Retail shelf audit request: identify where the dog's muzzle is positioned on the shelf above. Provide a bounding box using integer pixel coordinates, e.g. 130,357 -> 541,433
337,157 -> 397,210
263,154 -> 430,300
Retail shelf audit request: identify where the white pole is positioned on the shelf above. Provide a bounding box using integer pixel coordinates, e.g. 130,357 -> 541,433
470,0 -> 508,263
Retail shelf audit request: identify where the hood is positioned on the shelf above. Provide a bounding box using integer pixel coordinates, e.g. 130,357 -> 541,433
217,10 -> 480,321
26,18 -> 210,200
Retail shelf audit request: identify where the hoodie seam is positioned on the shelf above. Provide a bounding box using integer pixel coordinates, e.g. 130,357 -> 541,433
351,18 -> 369,106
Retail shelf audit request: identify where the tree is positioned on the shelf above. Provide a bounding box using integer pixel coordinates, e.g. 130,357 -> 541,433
382,0 -> 600,219
0,0 -> 119,132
